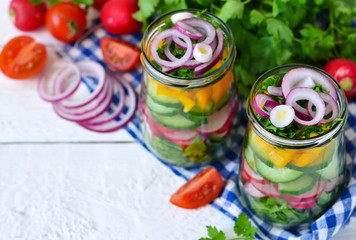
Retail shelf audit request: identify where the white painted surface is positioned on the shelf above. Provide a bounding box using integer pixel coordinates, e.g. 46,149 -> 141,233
0,1 -> 354,239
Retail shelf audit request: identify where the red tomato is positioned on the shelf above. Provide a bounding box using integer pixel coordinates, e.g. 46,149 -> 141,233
92,0 -> 109,9
45,2 -> 87,43
100,37 -> 141,71
170,167 -> 223,209
100,0 -> 142,35
9,0 -> 47,31
0,36 -> 47,79
324,58 -> 356,101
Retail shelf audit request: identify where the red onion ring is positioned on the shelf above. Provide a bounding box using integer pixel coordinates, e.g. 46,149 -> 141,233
172,18 -> 216,49
80,76 -> 126,125
194,28 -> 224,76
164,38 -> 202,69
174,21 -> 202,40
281,68 -> 337,100
53,78 -> 114,122
59,61 -> 107,109
285,87 -> 326,126
150,29 -> 193,69
80,74 -> 137,133
264,100 -> 281,109
267,86 -> 282,97
253,94 -> 277,118
307,92 -> 338,124
38,61 -> 81,103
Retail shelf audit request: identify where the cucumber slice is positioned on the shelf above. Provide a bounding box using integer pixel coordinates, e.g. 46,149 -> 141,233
147,80 -> 181,106
151,112 -> 199,130
244,145 -> 257,171
255,158 -> 304,183
278,174 -> 315,196
315,150 -> 340,180
182,113 -> 208,124
146,96 -> 180,116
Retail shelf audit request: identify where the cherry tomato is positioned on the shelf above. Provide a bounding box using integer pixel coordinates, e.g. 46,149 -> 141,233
0,36 -> 47,79
100,37 -> 141,71
170,167 -> 223,209
100,0 -> 142,35
92,0 -> 109,9
45,2 -> 87,43
324,58 -> 356,101
9,0 -> 47,31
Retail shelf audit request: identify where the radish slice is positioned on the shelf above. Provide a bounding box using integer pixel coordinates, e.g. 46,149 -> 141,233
270,105 -> 295,128
267,86 -> 282,97
79,74 -> 137,133
307,92 -> 338,124
59,61 -> 107,109
193,43 -> 212,63
175,21 -> 202,40
250,181 -> 281,198
252,94 -> 276,119
150,29 -> 193,69
281,68 -> 337,100
242,157 -> 270,184
280,181 -> 327,202
171,12 -> 193,24
244,182 -> 267,199
162,129 -> 198,142
38,61 -> 81,103
288,200 -> 317,209
285,87 -> 326,126
81,77 -> 126,125
197,102 -> 232,134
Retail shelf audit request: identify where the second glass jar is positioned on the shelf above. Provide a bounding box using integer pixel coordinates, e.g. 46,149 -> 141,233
140,9 -> 239,167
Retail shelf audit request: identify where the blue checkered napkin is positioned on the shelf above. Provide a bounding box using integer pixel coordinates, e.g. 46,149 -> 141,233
63,19 -> 356,240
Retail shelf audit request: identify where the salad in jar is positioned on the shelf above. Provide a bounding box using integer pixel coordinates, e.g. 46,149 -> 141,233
140,10 -> 239,167
238,65 -> 348,228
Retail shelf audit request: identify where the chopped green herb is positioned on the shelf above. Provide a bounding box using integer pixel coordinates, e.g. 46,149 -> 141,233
199,212 -> 258,240
158,19 -> 174,32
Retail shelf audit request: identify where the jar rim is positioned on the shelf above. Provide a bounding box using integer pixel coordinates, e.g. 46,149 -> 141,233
247,63 -> 348,148
140,9 -> 236,88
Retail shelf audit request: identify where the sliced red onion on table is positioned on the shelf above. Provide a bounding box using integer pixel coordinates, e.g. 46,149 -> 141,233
253,93 -> 277,118
81,77 -> 126,125
281,68 -> 337,100
307,92 -> 338,124
150,29 -> 193,69
171,12 -> 193,24
60,61 -> 107,109
175,21 -> 202,40
267,86 -> 282,97
80,74 -> 137,133
193,43 -> 212,63
270,105 -> 295,128
194,28 -> 224,76
38,61 -> 81,103
285,87 -> 326,126
53,78 -> 114,122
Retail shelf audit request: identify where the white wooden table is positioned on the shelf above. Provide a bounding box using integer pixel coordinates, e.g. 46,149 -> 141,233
0,1 -> 354,239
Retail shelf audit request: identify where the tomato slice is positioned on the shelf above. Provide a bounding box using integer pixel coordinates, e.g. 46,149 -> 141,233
100,37 -> 141,71
0,36 -> 47,79
170,167 -> 223,209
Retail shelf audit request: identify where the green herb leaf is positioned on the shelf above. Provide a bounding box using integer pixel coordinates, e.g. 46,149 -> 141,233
198,226 -> 226,240
234,212 -> 258,239
218,0 -> 245,22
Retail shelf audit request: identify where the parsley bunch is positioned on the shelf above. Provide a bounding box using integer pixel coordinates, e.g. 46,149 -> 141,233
134,0 -> 356,96
199,212 -> 258,240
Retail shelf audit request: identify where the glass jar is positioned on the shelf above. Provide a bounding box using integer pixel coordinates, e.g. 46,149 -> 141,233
238,64 -> 348,228
140,9 -> 239,167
